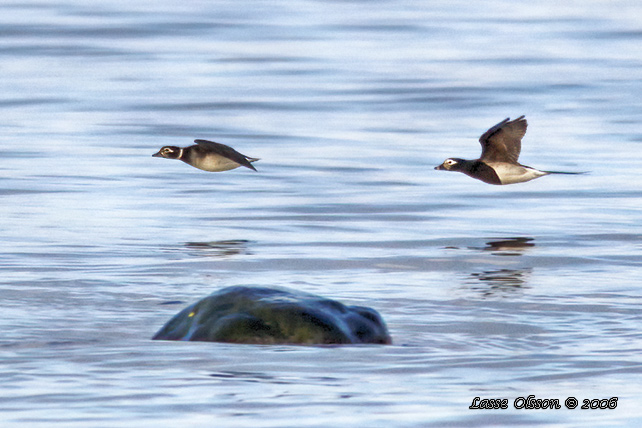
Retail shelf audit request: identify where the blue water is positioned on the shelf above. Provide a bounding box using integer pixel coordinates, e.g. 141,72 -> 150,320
2,1 -> 642,426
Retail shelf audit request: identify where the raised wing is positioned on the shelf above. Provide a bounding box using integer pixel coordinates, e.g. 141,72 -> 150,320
478,116 -> 527,163
194,139 -> 257,171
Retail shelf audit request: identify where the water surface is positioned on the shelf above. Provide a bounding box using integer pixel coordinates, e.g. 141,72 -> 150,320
2,1 -> 642,426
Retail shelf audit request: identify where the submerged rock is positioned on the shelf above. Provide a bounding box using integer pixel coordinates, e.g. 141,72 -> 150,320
153,286 -> 391,345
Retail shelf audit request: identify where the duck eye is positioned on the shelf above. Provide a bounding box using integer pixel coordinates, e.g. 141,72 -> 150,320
446,159 -> 456,166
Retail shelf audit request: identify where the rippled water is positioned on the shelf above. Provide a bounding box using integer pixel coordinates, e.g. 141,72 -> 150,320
2,1 -> 642,426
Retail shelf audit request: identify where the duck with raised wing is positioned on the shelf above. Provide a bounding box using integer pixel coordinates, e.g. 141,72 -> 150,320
153,139 -> 259,172
435,116 -> 582,185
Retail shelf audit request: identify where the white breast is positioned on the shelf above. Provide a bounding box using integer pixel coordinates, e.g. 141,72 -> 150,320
192,154 -> 241,172
487,162 -> 549,185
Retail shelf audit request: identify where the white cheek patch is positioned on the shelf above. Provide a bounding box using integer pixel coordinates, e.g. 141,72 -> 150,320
444,159 -> 457,169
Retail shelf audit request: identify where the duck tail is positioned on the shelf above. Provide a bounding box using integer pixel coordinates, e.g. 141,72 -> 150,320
543,170 -> 588,175
244,157 -> 260,171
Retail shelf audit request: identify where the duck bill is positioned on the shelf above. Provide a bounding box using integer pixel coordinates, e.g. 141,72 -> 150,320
434,164 -> 445,170
152,151 -> 163,157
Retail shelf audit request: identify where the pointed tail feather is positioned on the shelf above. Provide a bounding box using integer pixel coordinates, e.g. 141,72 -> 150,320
543,170 -> 588,175
244,157 -> 260,171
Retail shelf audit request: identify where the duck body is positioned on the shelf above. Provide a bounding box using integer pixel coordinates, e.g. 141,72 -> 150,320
153,139 -> 258,172
435,116 -> 581,185
438,158 -> 549,185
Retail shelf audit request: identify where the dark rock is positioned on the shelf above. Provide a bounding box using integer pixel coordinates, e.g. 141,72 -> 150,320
152,286 -> 391,345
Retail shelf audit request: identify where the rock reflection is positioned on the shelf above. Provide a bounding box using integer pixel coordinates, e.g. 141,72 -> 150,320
184,240 -> 251,258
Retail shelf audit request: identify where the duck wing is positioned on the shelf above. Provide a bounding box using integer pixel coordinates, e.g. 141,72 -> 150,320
478,116 -> 527,164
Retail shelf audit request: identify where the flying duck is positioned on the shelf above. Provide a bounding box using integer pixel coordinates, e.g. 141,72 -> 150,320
435,116 -> 582,185
153,139 -> 259,172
